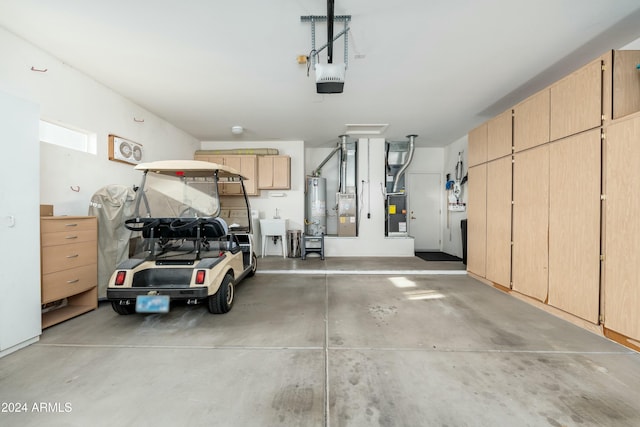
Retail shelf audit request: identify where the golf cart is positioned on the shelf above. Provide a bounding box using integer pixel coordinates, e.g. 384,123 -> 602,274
106,160 -> 257,315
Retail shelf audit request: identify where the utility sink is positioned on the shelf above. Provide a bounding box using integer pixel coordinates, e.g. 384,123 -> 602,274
259,219 -> 288,258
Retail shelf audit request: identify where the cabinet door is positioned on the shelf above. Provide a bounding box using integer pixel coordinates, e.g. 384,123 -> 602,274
221,156 -> 243,195
259,156 -> 291,189
258,156 -> 274,189
208,155 -> 225,166
548,130 -> 601,323
194,154 -> 224,165
487,110 -> 512,161
468,123 -> 488,167
550,58 -> 602,141
239,155 -> 258,195
512,145 -> 549,302
486,157 -> 512,288
514,89 -> 550,152
467,164 -> 487,278
273,156 -> 290,189
604,115 -> 640,341
612,50 -> 640,119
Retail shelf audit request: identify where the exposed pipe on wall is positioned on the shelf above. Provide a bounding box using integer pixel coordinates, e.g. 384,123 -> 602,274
392,134 -> 417,193
339,134 -> 348,193
311,142 -> 341,177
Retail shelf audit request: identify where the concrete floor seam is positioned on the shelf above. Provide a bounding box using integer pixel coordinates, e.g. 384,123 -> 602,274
327,346 -> 636,355
33,343 -> 325,351
258,269 -> 468,276
32,343 -> 635,356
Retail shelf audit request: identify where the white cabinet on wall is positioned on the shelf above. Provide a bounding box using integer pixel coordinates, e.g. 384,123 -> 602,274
0,91 -> 41,357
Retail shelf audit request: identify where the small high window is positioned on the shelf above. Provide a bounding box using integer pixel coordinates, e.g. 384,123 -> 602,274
39,120 -> 97,155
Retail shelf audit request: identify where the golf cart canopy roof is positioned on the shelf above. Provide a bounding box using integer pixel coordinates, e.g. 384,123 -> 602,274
135,160 -> 247,179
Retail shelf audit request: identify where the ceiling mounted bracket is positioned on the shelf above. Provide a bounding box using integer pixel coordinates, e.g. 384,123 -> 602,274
301,15 -> 351,69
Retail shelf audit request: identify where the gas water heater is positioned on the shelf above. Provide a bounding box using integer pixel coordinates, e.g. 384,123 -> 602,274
306,135 -> 357,236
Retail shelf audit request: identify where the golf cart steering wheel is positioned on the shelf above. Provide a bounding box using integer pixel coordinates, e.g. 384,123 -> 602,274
169,217 -> 203,231
124,218 -> 160,231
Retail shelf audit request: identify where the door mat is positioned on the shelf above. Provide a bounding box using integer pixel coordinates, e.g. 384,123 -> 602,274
415,252 -> 462,262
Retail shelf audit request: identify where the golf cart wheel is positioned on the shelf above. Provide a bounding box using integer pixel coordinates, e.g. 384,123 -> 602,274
247,252 -> 258,277
208,273 -> 234,314
111,301 -> 136,315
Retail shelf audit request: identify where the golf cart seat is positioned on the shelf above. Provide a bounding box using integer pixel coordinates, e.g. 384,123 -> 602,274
132,217 -> 229,240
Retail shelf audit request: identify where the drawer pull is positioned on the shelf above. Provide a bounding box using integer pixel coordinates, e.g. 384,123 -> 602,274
66,254 -> 79,258
67,279 -> 80,284
65,235 -> 79,240
65,223 -> 79,227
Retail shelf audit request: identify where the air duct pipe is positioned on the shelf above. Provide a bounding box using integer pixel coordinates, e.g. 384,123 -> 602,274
311,142 -> 341,177
392,134 -> 417,193
339,134 -> 348,194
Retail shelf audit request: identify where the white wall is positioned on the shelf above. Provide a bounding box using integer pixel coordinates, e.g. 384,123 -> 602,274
0,27 -> 199,216
442,135 -> 469,258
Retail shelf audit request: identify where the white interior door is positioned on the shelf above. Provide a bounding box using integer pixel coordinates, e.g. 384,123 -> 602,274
407,173 -> 441,251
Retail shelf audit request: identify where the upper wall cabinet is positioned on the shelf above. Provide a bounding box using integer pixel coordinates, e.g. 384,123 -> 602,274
468,123 -> 488,167
514,89 -> 550,152
194,154 -> 259,196
487,109 -> 512,161
550,58 -> 602,141
613,50 -> 640,120
258,155 -> 291,190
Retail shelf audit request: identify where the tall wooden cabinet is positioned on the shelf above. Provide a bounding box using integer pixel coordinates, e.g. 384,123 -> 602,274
41,216 -> 98,328
512,145 -> 549,302
467,49 -> 640,350
467,111 -> 513,289
604,113 -> 640,342
485,156 -> 512,288
466,164 -> 487,278
548,130 -> 601,323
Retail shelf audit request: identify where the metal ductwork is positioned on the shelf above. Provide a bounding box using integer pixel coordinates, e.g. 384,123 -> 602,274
392,134 -> 417,193
339,134 -> 348,193
306,134 -> 357,237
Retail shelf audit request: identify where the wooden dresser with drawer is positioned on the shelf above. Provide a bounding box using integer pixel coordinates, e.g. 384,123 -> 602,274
40,216 -> 98,328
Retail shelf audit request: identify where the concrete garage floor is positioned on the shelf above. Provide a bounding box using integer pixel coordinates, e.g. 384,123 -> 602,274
1,257 -> 640,427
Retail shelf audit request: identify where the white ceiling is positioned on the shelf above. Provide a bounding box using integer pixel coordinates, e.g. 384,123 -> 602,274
1,0 -> 640,147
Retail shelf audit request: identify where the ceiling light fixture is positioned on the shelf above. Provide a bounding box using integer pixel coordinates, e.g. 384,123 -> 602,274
231,126 -> 244,135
